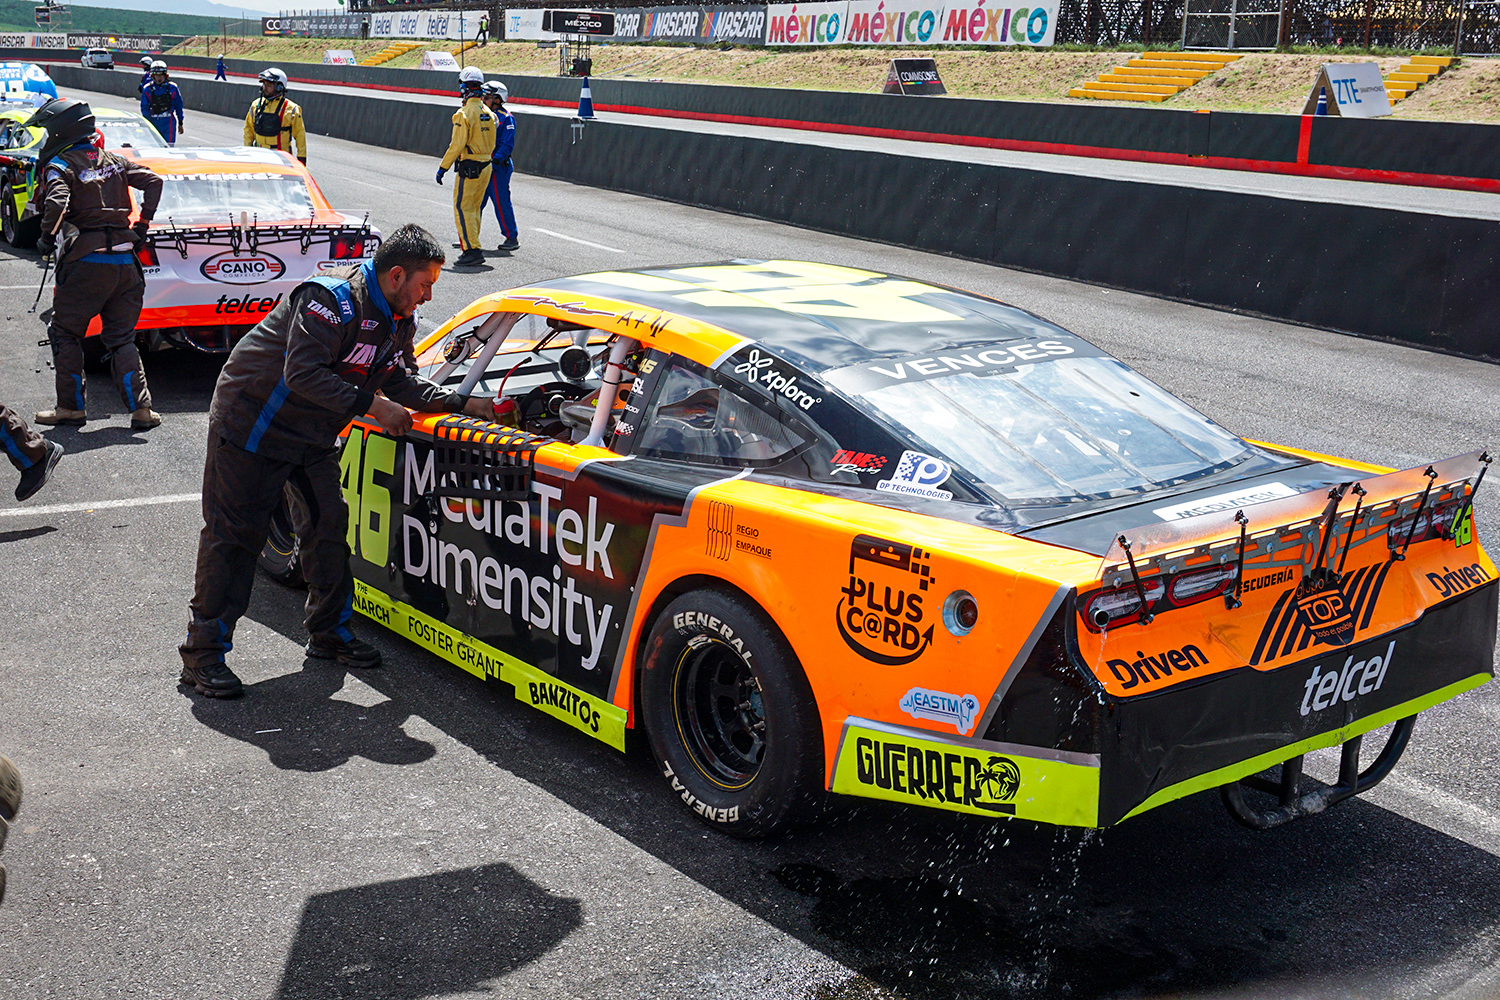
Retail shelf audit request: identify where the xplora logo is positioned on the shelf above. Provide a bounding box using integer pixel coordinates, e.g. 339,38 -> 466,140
836,534 -> 934,665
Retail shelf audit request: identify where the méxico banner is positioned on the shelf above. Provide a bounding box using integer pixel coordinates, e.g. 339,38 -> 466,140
766,0 -> 1056,45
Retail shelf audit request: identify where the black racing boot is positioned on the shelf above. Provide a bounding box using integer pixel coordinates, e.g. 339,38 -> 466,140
497,237 -> 519,251
454,248 -> 485,267
179,661 -> 245,698
15,440 -> 62,502
306,634 -> 382,669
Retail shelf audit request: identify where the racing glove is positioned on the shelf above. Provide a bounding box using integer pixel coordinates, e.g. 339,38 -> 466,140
298,156 -> 307,166
132,221 -> 150,241
178,120 -> 186,133
435,167 -> 446,186
37,233 -> 54,257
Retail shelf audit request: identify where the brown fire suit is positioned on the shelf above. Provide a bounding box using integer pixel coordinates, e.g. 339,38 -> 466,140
0,404 -> 47,473
40,142 -> 163,414
180,261 -> 470,673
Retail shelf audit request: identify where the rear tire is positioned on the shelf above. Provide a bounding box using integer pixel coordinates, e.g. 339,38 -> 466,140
640,588 -> 824,838
258,487 -> 306,588
0,188 -> 16,245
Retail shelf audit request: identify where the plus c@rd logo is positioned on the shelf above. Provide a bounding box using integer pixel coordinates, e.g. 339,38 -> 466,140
836,534 -> 934,665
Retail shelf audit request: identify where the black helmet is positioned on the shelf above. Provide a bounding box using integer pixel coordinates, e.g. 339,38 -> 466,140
24,98 -> 95,167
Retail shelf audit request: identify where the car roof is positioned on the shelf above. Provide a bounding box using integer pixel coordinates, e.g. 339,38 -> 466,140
517,260 -> 1087,375
116,146 -> 310,176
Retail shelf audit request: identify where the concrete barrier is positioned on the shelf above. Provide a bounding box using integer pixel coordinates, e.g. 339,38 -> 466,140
48,63 -> 1500,360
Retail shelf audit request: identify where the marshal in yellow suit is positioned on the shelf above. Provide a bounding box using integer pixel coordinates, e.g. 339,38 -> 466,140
439,96 -> 496,254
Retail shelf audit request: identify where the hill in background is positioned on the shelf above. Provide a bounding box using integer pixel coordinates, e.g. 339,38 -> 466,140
0,0 -> 238,38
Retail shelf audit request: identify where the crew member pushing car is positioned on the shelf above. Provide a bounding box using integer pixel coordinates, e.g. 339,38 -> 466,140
139,61 -> 184,145
27,98 -> 163,433
243,67 -> 307,164
480,80 -> 518,252
178,224 -> 495,698
434,66 -> 495,268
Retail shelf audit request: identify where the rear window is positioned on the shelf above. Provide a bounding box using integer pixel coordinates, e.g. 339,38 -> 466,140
153,172 -> 315,225
830,344 -> 1255,506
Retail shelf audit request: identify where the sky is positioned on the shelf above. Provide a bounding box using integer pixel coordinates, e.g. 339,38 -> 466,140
101,0 -> 304,17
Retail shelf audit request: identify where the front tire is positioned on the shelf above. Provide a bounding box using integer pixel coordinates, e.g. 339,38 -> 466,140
258,487 -> 306,587
640,588 -> 824,838
1,187 -> 16,245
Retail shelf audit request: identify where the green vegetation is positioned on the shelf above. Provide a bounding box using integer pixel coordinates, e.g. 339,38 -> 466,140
0,0 -> 235,38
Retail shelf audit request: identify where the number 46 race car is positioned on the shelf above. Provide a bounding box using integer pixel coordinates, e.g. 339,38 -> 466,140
262,260 -> 1496,837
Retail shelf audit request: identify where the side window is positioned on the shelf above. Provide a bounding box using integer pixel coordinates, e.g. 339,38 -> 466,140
634,362 -> 807,466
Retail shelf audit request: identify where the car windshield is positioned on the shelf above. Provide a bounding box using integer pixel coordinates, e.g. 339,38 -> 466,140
153,173 -> 315,224
98,117 -> 166,149
848,353 -> 1255,506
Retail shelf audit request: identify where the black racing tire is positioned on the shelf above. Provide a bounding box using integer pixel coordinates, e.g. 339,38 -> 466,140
0,187 -> 16,246
11,206 -> 38,250
640,587 -> 825,838
257,487 -> 306,588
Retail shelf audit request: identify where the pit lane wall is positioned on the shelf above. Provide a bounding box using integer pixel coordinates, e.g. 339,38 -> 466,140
50,63 -> 1500,360
52,51 -> 1500,190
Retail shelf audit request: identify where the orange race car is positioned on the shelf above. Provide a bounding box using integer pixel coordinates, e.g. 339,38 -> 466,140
100,146 -> 378,354
261,260 -> 1496,837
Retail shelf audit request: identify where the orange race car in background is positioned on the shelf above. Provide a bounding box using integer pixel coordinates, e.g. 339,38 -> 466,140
99,146 -> 378,354
262,260 -> 1496,837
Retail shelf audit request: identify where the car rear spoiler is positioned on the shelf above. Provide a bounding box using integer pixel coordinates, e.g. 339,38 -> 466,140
146,213 -> 379,260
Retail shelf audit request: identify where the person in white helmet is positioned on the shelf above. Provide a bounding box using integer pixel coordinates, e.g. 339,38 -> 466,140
139,61 -> 184,145
435,66 -> 495,267
243,67 -> 307,163
138,55 -> 153,96
215,53 -> 226,81
480,80 -> 518,251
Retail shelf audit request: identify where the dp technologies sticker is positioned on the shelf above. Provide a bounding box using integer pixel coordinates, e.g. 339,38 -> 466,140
877,450 -> 953,501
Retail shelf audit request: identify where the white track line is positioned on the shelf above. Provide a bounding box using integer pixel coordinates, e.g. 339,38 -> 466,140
532,227 -> 624,253
0,492 -> 199,518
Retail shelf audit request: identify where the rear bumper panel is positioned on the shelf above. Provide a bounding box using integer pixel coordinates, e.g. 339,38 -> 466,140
1100,580 -> 1496,826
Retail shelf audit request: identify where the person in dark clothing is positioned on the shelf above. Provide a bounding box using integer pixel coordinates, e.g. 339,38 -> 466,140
137,55 -> 152,95
0,404 -> 62,502
476,14 -> 488,45
25,98 -> 164,432
178,224 -> 494,698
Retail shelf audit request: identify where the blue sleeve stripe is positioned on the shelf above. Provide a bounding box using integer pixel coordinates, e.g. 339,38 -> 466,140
244,377 -> 290,453
307,276 -> 356,322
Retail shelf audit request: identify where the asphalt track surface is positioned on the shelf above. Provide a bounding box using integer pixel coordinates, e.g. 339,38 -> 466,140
150,65 -> 1500,221
0,89 -> 1496,1000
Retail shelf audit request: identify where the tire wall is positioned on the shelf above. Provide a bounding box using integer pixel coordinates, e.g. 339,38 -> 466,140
49,63 -> 1500,359
42,51 -> 1500,182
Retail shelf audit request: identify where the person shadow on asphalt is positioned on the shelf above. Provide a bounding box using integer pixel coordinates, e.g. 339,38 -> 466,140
184,658 -> 435,772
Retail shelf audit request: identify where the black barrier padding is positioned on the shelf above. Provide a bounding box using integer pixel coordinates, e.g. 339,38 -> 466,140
46,59 -> 1500,359
1309,116 -> 1500,179
520,114 -> 1498,358
1187,111 -> 1210,157
1207,110 -> 1300,163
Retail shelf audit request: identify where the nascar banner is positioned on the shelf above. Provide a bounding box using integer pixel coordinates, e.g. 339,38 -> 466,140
0,32 -> 66,48
504,5 -> 767,43
767,0 -> 1057,45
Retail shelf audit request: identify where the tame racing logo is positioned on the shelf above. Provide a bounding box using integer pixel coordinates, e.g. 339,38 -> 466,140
836,534 -> 934,665
201,250 -> 285,286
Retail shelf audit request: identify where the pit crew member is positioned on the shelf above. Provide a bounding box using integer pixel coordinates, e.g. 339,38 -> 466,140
27,98 -> 164,432
178,224 -> 495,699
139,61 -> 184,145
434,66 -> 495,268
215,53 -> 226,81
137,55 -> 152,95
243,67 -> 306,164
480,79 -> 518,252
0,404 -> 62,502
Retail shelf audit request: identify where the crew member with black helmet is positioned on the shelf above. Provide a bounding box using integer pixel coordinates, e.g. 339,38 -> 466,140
243,67 -> 307,164
178,224 -> 494,698
25,98 -> 164,432
139,61 -> 184,145
480,79 -> 518,252
434,66 -> 495,268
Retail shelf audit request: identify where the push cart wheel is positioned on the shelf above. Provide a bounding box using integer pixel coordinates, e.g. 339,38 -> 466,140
640,587 -> 824,838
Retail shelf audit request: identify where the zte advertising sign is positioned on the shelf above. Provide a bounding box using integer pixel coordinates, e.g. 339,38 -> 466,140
766,0 -> 1056,46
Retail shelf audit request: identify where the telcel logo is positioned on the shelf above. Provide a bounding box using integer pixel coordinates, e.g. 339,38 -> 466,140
200,251 -> 285,285
1300,640 -> 1395,716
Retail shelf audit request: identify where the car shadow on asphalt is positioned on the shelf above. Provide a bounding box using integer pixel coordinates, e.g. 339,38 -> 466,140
273,862 -> 582,1000
237,583 -> 1500,998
